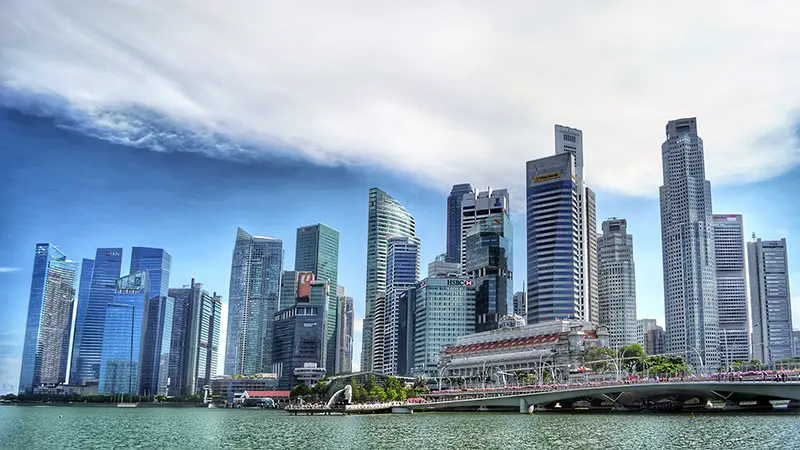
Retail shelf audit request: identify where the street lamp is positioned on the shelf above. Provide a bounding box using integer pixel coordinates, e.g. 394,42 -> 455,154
602,354 -> 620,381
437,363 -> 451,391
689,346 -> 704,376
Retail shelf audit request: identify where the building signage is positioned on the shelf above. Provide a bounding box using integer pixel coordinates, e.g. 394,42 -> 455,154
105,251 -> 121,257
533,172 -> 562,183
303,323 -> 316,328
296,272 -> 315,301
447,279 -> 474,286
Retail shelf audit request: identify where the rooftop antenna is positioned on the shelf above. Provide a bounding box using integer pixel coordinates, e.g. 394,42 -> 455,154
751,232 -> 756,242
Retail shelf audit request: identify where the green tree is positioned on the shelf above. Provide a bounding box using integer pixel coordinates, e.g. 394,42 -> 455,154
584,346 -> 617,372
619,344 -> 646,375
290,383 -> 311,399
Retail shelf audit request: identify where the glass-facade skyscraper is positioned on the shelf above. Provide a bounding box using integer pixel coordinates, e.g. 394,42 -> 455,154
99,271 -> 149,395
362,188 -> 418,372
446,183 -> 474,264
140,295 -> 174,395
383,237 -> 420,375
19,243 -> 78,395
130,247 -> 171,300
295,224 -> 340,374
225,228 -> 283,375
69,258 -> 94,383
69,248 -> 123,385
464,212 -> 513,332
713,214 -> 750,364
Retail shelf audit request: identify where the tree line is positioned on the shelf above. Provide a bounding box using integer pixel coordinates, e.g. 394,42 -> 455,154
290,376 -> 428,403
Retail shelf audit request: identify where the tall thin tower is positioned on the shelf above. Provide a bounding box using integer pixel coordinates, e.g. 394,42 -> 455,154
659,117 -> 719,370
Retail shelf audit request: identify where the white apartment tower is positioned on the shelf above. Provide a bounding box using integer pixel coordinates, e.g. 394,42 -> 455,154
659,117 -> 719,370
712,214 -> 750,366
459,188 -> 509,276
597,218 -> 637,348
554,125 -> 598,323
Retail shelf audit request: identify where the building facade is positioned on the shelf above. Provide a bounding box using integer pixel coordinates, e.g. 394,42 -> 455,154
396,289 -> 417,377
99,271 -> 149,395
362,188 -> 419,372
69,258 -> 94,384
459,188 -> 509,277
336,292 -> 354,373
748,237 -> 794,362
659,117 -> 719,370
383,237 -> 420,375
637,319 -> 658,347
140,295 -> 174,395
130,247 -> 171,299
526,152 -> 582,323
712,215 -> 750,365
225,228 -> 283,376
19,244 -> 78,394
447,183 -> 474,264
429,253 -> 461,278
597,218 -> 637,348
513,291 -> 527,321
70,248 -> 123,385
643,326 -> 665,355
413,276 -> 476,377
464,212 -> 513,332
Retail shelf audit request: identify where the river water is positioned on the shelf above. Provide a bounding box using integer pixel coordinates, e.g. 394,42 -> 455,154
1,406 -> 797,449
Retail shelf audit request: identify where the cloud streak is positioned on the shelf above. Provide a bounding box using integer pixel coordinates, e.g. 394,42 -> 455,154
2,0 -> 800,201
0,267 -> 20,273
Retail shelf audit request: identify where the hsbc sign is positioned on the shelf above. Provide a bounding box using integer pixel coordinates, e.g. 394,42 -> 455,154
447,279 -> 474,287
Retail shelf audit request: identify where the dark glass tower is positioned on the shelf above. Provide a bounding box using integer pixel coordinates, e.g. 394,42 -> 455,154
69,258 -> 94,383
130,247 -> 171,300
464,213 -> 513,332
446,183 -> 474,264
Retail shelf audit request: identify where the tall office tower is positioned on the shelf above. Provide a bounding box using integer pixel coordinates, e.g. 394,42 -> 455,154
99,271 -> 149,395
396,289 -> 416,376
69,258 -> 94,383
597,218 -> 637,348
643,326 -> 665,355
555,125 -> 598,323
225,228 -> 283,376
383,237 -> 420,375
793,330 -> 800,358
371,295 -> 387,374
464,213 -> 513,332
413,276 -> 476,377
659,117 -> 719,370
526,153 -> 582,323
140,295 -> 173,395
295,224 -> 340,374
513,291 -> 527,319
748,237 -> 794,362
428,253 -> 460,277
712,215 -> 750,365
459,188 -> 510,276
335,290 -> 354,374
130,247 -> 172,299
362,188 -> 418,372
280,270 -> 297,311
637,319 -> 658,346
447,183 -> 474,264
69,248 -> 123,385
168,280 -> 223,395
19,244 -> 78,395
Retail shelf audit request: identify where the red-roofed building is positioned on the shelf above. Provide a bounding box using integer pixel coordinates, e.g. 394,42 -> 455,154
237,390 -> 291,406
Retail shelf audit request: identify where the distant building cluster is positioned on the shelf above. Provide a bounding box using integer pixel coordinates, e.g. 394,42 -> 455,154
19,118 -> 798,396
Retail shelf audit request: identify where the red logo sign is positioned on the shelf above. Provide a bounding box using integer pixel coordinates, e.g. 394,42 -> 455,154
465,280 -> 473,287
296,272 -> 315,299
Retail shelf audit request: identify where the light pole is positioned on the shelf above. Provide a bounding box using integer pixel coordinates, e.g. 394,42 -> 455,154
601,354 -> 620,381
437,363 -> 451,391
537,352 -> 552,386
689,346 -> 704,376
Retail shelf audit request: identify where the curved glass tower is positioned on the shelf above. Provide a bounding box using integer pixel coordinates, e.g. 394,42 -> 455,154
362,188 -> 418,373
224,228 -> 283,376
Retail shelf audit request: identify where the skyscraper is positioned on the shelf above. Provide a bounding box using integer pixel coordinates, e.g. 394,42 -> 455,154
748,237 -> 794,362
69,258 -> 94,383
99,271 -> 149,395
336,289 -> 354,373
712,215 -> 750,365
464,212 -> 513,332
428,253 -> 460,278
19,244 -> 78,395
130,247 -> 172,300
70,248 -> 123,385
555,125 -> 598,324
659,117 -> 719,370
140,295 -> 173,395
383,237 -> 420,375
279,270 -> 297,311
295,224 -> 340,375
225,228 -> 283,376
513,291 -> 527,319
362,188 -> 418,372
168,280 -> 223,396
459,188 -> 509,276
597,218 -> 637,348
526,153 -> 582,323
396,289 -> 416,377
447,183 -> 474,264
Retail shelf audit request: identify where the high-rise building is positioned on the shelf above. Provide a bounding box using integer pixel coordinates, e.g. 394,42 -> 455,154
69,258 -> 94,384
271,280 -> 329,389
396,289 -> 417,377
659,117 -> 719,370
69,248 -> 123,385
464,212 -> 513,332
447,183 -> 474,264
295,224 -> 340,375
597,218 -> 637,348
225,228 -> 283,376
793,330 -> 800,358
526,153 -> 582,323
280,270 -> 297,311
428,253 -> 460,277
383,237 -> 420,375
335,289 -> 354,373
130,247 -> 171,300
371,295 -> 388,374
513,291 -> 527,319
413,275 -> 476,377
637,319 -> 658,347
19,244 -> 78,395
140,295 -> 173,395
748,237 -> 794,362
643,326 -> 665,355
712,214 -> 750,365
99,271 -> 149,395
555,125 -> 598,323
459,188 -> 509,276
362,188 -> 418,372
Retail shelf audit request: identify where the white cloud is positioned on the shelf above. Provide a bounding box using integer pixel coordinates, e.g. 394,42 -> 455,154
2,1 -> 800,202
353,317 -> 363,335
0,267 -> 20,273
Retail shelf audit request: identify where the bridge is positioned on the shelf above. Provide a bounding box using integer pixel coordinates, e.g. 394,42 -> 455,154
409,381 -> 800,413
